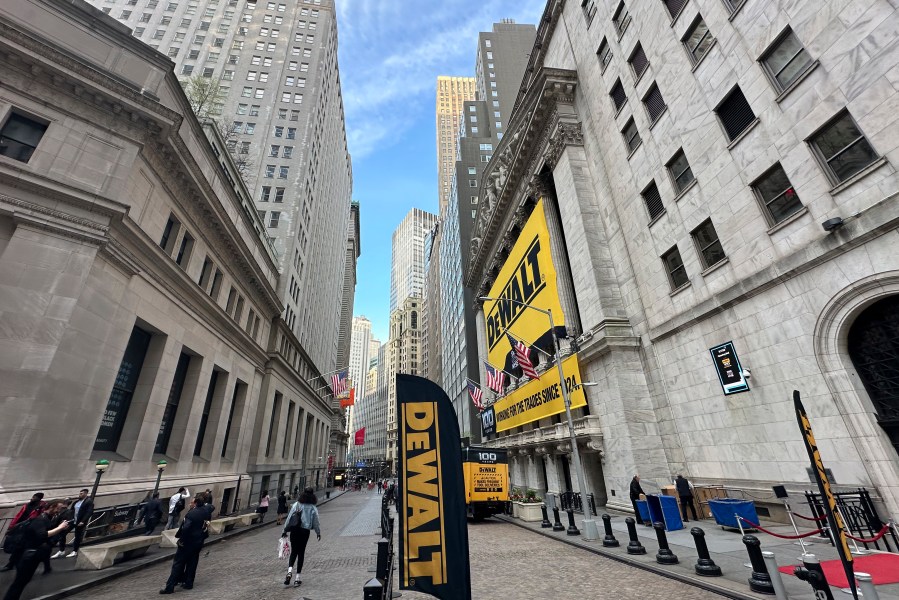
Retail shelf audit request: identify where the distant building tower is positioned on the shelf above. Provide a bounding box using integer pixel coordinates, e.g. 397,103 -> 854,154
436,77 -> 476,214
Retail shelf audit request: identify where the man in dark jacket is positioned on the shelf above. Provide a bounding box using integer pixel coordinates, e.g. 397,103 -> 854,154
160,494 -> 209,594
675,474 -> 698,522
65,489 -> 93,558
2,501 -> 70,600
629,475 -> 646,525
2,494 -> 45,571
142,493 -> 164,535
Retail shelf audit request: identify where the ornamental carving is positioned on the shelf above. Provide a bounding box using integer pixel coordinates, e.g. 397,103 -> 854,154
544,121 -> 585,170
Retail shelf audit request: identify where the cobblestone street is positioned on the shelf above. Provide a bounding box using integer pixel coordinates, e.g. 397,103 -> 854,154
69,492 -> 722,600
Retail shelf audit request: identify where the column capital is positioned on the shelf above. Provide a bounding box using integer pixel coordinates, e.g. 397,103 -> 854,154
544,119 -> 584,171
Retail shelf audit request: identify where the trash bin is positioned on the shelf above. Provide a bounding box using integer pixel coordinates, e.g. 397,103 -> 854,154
708,498 -> 758,529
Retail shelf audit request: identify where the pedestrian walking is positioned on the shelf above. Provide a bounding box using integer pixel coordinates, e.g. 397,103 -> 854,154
276,491 -> 288,525
64,489 -> 93,558
2,493 -> 46,571
280,487 -> 321,588
159,494 -> 210,594
140,493 -> 164,535
675,474 -> 698,522
376,479 -> 382,495
257,490 -> 270,522
2,501 -> 70,600
49,499 -> 74,559
629,475 -> 646,526
166,487 -> 190,530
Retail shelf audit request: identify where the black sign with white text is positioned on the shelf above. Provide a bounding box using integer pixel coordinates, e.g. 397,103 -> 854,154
480,406 -> 496,438
709,341 -> 749,395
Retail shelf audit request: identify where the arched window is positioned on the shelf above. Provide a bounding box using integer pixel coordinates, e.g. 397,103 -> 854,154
848,295 -> 899,455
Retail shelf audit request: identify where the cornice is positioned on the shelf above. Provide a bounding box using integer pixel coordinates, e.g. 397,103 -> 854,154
0,192 -> 110,236
511,0 -> 567,115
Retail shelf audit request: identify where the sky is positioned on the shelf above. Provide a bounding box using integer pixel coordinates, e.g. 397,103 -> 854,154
336,0 -> 546,341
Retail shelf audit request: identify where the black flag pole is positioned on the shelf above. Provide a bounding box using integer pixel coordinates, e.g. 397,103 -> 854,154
793,390 -> 857,599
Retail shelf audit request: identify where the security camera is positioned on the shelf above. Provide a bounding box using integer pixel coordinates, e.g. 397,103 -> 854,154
741,369 -> 751,379
822,217 -> 844,232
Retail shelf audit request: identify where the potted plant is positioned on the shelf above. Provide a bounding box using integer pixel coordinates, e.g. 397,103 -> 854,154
510,488 -> 524,518
517,489 -> 544,522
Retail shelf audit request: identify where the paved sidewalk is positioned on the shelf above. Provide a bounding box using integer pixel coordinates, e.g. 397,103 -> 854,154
502,508 -> 899,600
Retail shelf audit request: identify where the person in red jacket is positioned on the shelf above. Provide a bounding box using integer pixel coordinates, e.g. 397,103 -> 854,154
2,494 -> 45,572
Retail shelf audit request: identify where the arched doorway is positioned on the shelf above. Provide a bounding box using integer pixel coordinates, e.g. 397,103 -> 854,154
847,295 -> 899,455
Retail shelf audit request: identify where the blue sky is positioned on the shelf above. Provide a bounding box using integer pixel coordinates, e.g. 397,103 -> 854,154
336,0 -> 546,341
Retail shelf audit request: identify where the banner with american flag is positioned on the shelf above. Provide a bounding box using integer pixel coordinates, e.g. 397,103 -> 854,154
467,379 -> 485,411
507,333 -> 540,380
331,370 -> 349,398
484,362 -> 506,394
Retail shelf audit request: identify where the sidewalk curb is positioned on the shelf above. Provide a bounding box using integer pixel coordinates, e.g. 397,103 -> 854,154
30,490 -> 348,600
497,515 -> 762,600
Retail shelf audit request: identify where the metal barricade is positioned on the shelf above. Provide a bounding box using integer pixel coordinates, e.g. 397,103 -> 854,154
804,488 -> 898,552
558,491 -> 597,516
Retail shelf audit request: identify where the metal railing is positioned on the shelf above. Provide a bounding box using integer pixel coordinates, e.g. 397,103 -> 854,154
558,491 -> 597,516
364,495 -> 396,599
804,488 -> 898,552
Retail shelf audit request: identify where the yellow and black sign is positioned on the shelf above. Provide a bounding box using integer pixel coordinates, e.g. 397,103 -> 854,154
491,354 -> 586,432
396,375 -> 471,600
483,199 -> 566,370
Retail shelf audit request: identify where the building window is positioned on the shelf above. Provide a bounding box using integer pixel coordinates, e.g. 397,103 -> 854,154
282,146 -> 292,158
236,103 -> 247,115
265,164 -> 275,178
159,214 -> 181,253
641,180 -> 664,221
249,105 -> 260,116
468,167 -> 476,175
293,93 -> 303,103
471,196 -> 478,204
612,2 -> 631,37
181,64 -> 194,75
662,245 -> 689,290
692,219 -> 726,269
809,111 -> 879,184
721,0 -> 743,16
274,187 -> 285,202
244,123 -> 255,134
663,0 -> 687,19
155,352 -> 191,455
269,145 -> 279,157
716,87 -> 756,142
628,43 -> 648,80
622,118 -> 641,154
0,111 -> 48,163
683,16 -> 713,65
175,232 -> 194,267
760,28 -> 814,92
281,92 -> 291,102
278,166 -> 288,178
643,83 -> 666,124
261,186 -> 271,201
581,0 -> 597,24
751,163 -> 804,225
610,79 -> 627,112
469,179 -> 477,187
667,149 -> 694,194
287,127 -> 296,138
597,38 -> 612,72
268,211 -> 281,228
254,88 -> 264,99
93,326 -> 152,452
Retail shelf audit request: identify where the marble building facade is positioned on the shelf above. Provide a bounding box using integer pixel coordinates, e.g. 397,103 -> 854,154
467,0 -> 899,517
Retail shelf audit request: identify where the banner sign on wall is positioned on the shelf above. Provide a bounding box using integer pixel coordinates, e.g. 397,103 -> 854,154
480,405 -> 496,437
709,341 -> 749,395
396,375 -> 471,600
482,199 -> 567,377
490,354 -> 586,432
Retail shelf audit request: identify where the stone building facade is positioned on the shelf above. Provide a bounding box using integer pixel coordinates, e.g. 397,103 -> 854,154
0,0 -> 336,517
467,0 -> 899,518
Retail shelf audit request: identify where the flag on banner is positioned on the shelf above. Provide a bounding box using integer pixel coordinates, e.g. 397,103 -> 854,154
507,333 -> 540,380
331,370 -> 349,397
396,375 -> 472,600
484,362 -> 506,393
354,427 -> 365,446
794,390 -> 857,599
340,387 -> 355,409
467,379 -> 484,411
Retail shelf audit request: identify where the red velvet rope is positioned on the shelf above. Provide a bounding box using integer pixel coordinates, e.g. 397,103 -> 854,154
844,524 -> 892,543
737,516 -> 824,539
790,512 -> 828,522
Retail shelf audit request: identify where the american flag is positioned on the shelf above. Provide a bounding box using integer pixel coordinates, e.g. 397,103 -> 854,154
467,379 -> 485,411
484,361 -> 506,393
331,370 -> 349,397
507,333 -> 540,380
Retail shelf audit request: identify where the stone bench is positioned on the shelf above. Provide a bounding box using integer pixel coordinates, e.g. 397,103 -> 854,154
207,516 -> 243,535
75,535 -> 161,570
160,529 -> 178,548
236,513 -> 261,526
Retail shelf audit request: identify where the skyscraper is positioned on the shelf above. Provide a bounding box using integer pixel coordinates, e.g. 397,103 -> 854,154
348,316 -> 372,402
388,208 -> 438,313
436,76 -> 476,214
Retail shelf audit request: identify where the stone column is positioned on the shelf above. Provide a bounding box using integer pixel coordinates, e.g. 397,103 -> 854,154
526,454 -> 547,498
540,447 -> 562,497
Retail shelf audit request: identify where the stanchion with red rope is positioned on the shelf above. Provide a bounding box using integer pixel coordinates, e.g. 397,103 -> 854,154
736,515 -> 824,540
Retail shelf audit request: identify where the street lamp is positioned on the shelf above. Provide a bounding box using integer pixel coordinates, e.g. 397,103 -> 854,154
479,296 -> 598,541
90,459 -> 110,501
152,460 -> 167,496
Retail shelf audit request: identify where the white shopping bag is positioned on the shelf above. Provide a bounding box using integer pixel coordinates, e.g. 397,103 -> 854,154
277,537 -> 291,559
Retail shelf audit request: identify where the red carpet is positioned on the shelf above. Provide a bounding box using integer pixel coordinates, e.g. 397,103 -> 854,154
778,553 -> 899,587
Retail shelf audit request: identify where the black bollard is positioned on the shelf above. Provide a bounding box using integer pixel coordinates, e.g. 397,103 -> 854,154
552,507 -> 565,532
566,509 -> 580,536
742,535 -> 775,595
602,514 -> 619,548
540,504 -> 552,528
793,554 -> 835,600
653,522 -> 679,565
375,537 -> 390,580
625,517 -> 646,555
690,527 -> 722,577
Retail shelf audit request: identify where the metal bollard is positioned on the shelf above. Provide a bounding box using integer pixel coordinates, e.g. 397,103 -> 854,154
566,509 -> 580,536
691,527 -> 722,577
625,517 -> 646,555
602,514 -> 619,548
653,522 -> 679,565
552,507 -> 565,532
375,537 -> 390,581
761,551 -> 788,600
793,554 -> 834,600
742,535 -> 775,595
540,504 -> 552,528
856,573 -> 880,600
363,577 -> 384,600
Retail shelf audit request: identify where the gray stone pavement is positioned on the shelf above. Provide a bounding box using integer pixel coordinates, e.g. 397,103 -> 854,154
58,490 -> 725,600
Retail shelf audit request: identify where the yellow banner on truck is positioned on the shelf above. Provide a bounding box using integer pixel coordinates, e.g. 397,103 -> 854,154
491,354 -> 586,432
462,447 -> 509,520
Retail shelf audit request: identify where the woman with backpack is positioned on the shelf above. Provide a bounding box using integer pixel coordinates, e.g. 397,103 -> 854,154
280,487 -> 320,587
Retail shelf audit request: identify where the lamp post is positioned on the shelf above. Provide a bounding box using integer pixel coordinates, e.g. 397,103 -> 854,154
90,459 -> 110,501
152,460 -> 167,496
478,296 -> 598,541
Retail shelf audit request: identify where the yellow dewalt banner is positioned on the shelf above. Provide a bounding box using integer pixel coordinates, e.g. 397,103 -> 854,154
483,199 -> 565,368
492,354 -> 586,432
464,462 -> 509,503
